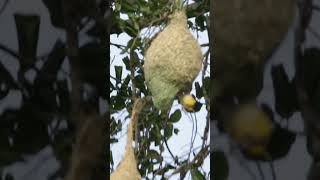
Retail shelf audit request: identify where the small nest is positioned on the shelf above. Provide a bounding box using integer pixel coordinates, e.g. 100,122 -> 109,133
110,145 -> 141,180
144,10 -> 202,110
111,110 -> 141,180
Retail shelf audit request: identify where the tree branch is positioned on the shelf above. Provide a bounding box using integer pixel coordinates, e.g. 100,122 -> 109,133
167,145 -> 209,178
0,43 -> 19,59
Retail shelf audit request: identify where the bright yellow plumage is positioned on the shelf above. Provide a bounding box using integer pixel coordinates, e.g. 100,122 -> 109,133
180,94 -> 197,112
227,104 -> 273,157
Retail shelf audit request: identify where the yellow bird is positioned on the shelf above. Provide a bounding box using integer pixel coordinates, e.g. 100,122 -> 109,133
227,103 -> 274,157
180,94 -> 202,112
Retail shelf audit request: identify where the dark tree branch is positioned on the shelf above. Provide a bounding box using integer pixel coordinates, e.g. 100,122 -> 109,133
0,43 -> 19,59
168,145 -> 209,178
293,1 -> 320,180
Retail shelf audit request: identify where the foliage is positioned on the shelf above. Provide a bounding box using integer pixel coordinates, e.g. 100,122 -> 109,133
0,0 -> 108,179
110,0 -> 209,179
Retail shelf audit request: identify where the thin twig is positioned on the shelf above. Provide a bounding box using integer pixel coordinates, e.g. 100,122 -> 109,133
202,112 -> 210,149
163,112 -> 180,165
256,162 -> 265,180
269,160 -> 277,180
129,30 -> 141,100
187,113 -> 196,160
0,0 -> 9,15
0,43 -> 20,59
111,42 -> 126,49
167,145 -> 209,178
308,26 -> 320,42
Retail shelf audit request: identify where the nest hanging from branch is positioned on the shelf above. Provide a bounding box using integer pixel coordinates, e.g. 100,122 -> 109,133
110,99 -> 146,180
213,0 -> 295,99
144,10 -> 202,111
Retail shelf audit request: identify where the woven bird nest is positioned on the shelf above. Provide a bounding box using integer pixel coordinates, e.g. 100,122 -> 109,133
110,116 -> 141,180
213,0 -> 295,99
144,10 -> 202,110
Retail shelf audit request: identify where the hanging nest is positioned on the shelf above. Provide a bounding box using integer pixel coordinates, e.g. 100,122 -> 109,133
110,99 -> 145,180
144,10 -> 202,110
110,122 -> 141,180
213,0 -> 295,99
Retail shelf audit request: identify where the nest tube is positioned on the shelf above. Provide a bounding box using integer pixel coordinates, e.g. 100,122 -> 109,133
110,100 -> 145,180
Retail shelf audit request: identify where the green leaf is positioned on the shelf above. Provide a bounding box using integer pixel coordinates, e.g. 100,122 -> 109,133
114,66 -> 123,84
267,125 -> 296,161
169,110 -> 182,123
173,128 -> 179,135
122,57 -> 130,70
121,2 -> 137,13
115,1 -> 121,11
271,64 -> 298,119
164,123 -> 173,138
110,151 -> 114,165
154,124 -> 161,146
203,77 -> 210,96
191,167 -> 206,180
118,20 -> 138,37
195,15 -> 206,31
131,51 -> 140,67
140,5 -> 151,14
110,138 -> 118,143
123,75 -> 131,86
111,95 -> 126,111
212,151 -> 229,180
148,149 -> 163,162
195,82 -> 203,99
42,0 -> 64,28
135,74 -> 147,94
187,20 -> 194,28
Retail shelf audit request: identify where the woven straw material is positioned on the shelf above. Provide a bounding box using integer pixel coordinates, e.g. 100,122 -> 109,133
144,10 -> 202,110
213,0 -> 295,99
110,146 -> 141,180
110,116 -> 141,180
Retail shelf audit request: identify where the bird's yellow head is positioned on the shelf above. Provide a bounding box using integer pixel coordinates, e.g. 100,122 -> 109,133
228,104 -> 273,157
180,94 -> 197,112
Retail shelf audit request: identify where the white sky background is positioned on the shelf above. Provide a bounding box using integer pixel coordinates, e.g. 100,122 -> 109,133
211,1 -> 320,179
110,2 -> 211,179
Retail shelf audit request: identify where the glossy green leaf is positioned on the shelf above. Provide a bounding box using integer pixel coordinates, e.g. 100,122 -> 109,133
169,110 -> 182,123
212,151 -> 229,180
191,167 -> 206,180
148,149 -> 163,162
114,66 -> 123,84
122,56 -> 130,70
164,123 -> 173,138
195,15 -> 206,31
195,82 -> 203,99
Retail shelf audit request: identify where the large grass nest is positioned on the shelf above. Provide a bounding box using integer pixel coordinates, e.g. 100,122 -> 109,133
213,0 -> 295,99
144,10 -> 202,110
